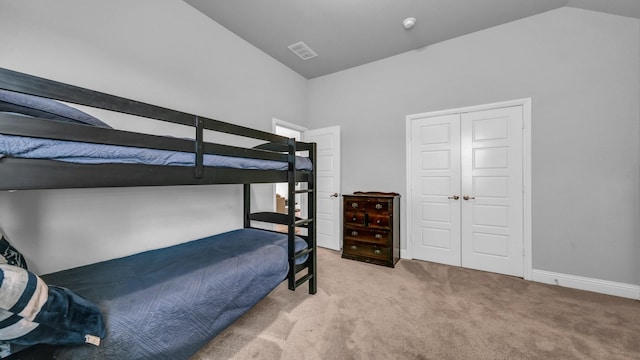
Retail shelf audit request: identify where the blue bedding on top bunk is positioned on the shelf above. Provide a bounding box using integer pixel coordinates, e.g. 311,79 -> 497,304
39,228 -> 307,360
0,88 -> 312,170
0,134 -> 313,171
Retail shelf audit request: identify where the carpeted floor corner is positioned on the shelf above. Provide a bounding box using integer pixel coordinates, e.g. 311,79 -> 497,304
192,248 -> 640,360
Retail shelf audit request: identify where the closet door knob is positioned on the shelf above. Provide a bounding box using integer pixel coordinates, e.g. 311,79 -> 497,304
463,195 -> 476,200
448,195 -> 460,200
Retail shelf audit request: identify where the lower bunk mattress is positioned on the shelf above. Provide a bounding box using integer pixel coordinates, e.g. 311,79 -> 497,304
35,228 -> 307,360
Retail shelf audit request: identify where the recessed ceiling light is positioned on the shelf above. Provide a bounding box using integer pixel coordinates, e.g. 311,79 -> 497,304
403,17 -> 416,30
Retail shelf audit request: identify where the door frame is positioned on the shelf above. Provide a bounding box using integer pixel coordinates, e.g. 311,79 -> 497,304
405,98 -> 532,280
273,119 -> 343,251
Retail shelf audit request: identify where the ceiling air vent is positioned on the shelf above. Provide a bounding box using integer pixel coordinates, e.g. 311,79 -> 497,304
288,41 -> 318,60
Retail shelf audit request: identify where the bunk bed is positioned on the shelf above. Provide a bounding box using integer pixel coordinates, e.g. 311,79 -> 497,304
0,67 -> 317,359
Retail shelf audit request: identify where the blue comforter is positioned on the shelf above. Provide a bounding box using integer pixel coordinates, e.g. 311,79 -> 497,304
0,134 -> 313,171
40,228 -> 307,360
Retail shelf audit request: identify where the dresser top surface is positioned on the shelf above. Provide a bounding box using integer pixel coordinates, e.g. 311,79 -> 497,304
344,192 -> 400,198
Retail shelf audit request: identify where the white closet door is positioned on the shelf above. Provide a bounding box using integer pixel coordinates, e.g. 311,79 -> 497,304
409,104 -> 525,277
460,106 -> 524,277
410,114 -> 461,266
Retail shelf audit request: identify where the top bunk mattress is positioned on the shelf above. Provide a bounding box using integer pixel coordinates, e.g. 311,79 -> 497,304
0,134 -> 313,171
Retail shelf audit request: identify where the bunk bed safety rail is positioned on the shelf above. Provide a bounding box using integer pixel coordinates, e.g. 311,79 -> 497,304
0,68 -> 288,145
0,67 -> 313,185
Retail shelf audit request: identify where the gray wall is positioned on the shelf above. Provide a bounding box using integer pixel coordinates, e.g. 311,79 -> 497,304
0,0 -> 307,273
307,7 -> 640,285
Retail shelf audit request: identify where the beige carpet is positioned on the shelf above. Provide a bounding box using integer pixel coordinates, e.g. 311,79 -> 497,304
192,248 -> 640,360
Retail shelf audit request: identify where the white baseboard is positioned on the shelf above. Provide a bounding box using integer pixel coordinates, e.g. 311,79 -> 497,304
532,269 -> 640,300
400,250 -> 639,300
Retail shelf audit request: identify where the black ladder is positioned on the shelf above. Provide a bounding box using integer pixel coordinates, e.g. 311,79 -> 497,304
244,139 -> 317,294
285,139 -> 317,294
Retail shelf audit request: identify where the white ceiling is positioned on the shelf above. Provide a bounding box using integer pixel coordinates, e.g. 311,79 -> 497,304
184,0 -> 640,79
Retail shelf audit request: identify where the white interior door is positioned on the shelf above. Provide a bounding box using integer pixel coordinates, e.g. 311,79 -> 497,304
409,104 -> 525,277
461,107 -> 523,277
305,126 -> 341,250
410,114 -> 461,266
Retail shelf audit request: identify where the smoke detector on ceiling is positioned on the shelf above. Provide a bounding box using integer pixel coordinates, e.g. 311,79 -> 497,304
288,41 -> 318,60
403,17 -> 416,30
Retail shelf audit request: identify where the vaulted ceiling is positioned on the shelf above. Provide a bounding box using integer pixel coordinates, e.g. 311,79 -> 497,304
184,0 -> 640,79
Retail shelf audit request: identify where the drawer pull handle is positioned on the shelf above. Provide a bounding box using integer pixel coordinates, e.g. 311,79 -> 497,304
351,245 -> 358,250
351,231 -> 358,236
374,249 -> 382,255
352,217 -> 357,221
375,234 -> 382,239
376,220 -> 381,224
351,203 -> 358,208
375,204 -> 383,209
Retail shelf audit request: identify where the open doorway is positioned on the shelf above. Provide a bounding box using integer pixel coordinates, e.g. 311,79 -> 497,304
272,119 -> 343,250
273,119 -> 307,233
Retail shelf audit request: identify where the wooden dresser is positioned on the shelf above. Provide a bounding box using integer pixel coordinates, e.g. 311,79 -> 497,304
342,192 -> 400,267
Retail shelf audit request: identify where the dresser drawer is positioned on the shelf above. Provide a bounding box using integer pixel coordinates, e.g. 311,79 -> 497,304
364,200 -> 391,213
343,240 -> 390,260
344,211 -> 365,225
367,214 -> 390,228
343,227 -> 390,245
344,199 -> 368,211
344,198 -> 391,213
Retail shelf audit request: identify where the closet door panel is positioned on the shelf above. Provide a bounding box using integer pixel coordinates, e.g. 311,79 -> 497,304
410,114 -> 461,266
460,106 -> 524,277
